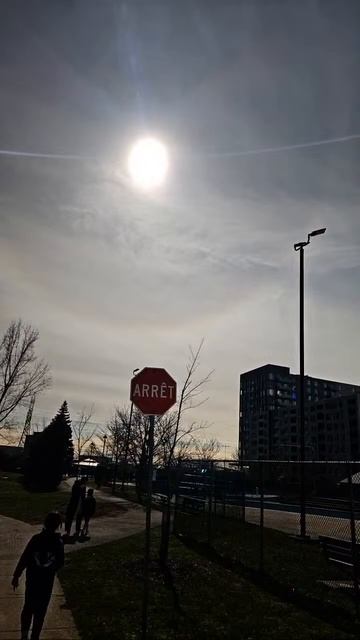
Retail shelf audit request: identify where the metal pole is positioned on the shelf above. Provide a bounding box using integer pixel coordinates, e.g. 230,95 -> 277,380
259,461 -> 264,573
348,463 -> 359,617
102,434 -> 107,464
111,448 -> 119,495
122,401 -> 134,490
238,375 -> 246,522
299,246 -> 306,537
207,461 -> 214,545
222,459 -> 226,517
141,414 -> 155,639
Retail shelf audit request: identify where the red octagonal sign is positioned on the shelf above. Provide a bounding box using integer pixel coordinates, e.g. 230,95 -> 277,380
130,367 -> 177,416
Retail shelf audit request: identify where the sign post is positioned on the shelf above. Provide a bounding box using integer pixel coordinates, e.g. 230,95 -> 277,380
141,413 -> 155,639
130,368 -> 177,639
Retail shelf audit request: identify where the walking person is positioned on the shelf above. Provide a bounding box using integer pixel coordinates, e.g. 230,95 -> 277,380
12,512 -> 64,640
81,488 -> 96,537
74,476 -> 87,538
65,476 -> 87,538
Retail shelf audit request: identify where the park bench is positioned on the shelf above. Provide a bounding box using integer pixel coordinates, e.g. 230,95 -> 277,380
319,535 -> 360,572
181,496 -> 205,512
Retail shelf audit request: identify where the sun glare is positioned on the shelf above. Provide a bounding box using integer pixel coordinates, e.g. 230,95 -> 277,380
127,137 -> 168,189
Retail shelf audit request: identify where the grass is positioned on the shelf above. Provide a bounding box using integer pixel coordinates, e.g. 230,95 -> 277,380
176,510 -> 358,618
60,529 -> 357,640
0,472 -> 126,524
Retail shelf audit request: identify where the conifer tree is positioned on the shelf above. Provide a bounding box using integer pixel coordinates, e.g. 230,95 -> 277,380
26,401 -> 74,490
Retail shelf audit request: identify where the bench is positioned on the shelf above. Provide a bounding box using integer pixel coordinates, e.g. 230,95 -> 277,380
319,536 -> 360,571
181,496 -> 205,512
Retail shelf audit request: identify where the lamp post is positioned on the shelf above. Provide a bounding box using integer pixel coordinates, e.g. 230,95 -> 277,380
294,227 -> 326,537
121,368 -> 140,490
101,434 -> 107,463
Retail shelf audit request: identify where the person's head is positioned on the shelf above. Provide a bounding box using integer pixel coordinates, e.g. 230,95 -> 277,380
87,488 -> 94,497
44,512 -> 62,532
80,476 -> 88,486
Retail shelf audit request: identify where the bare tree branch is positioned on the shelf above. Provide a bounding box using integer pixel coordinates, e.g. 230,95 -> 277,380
193,437 -> 221,462
166,339 -> 213,467
72,406 -> 97,460
0,320 -> 51,428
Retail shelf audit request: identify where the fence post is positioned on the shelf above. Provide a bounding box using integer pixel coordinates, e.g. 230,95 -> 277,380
348,463 -> 359,617
207,461 -> 214,546
259,461 -> 264,574
299,459 -> 307,538
240,460 -> 246,523
173,468 -> 180,535
222,459 -> 226,517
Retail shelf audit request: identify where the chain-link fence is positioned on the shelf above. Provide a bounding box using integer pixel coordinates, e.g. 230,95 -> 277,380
171,459 -> 360,619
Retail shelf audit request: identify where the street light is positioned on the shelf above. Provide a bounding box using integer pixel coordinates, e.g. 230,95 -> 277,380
294,227 -> 326,537
101,434 -> 107,463
121,368 -> 140,490
112,368 -> 140,494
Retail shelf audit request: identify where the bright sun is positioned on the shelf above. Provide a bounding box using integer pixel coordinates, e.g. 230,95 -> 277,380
127,137 -> 169,189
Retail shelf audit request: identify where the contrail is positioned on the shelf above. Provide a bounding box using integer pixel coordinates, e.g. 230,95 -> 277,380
0,131 -> 359,163
205,133 -> 360,158
0,148 -> 96,161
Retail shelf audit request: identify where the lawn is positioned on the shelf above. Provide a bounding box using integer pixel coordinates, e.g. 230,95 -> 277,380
0,473 -> 126,524
175,510 -> 358,619
60,529 -> 357,640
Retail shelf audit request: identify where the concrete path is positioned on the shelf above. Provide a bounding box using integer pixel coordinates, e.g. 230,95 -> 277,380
0,515 -> 78,640
0,484 -> 162,639
65,503 -> 162,553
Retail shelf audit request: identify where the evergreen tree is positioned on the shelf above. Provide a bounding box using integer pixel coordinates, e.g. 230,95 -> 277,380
26,401 -> 74,490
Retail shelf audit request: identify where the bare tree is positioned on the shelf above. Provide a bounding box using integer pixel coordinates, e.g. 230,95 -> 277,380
0,320 -> 51,428
165,339 -> 213,469
72,407 -> 97,472
194,437 -> 221,462
157,340 -> 213,566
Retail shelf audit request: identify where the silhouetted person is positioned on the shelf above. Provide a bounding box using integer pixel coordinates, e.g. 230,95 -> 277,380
65,476 -> 87,536
12,512 -> 64,640
81,488 -> 96,536
74,476 -> 87,538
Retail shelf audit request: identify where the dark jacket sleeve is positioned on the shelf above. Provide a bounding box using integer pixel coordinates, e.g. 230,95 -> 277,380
13,536 -> 35,579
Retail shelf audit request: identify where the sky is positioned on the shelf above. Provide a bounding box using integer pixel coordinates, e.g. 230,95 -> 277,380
1,0 -> 360,449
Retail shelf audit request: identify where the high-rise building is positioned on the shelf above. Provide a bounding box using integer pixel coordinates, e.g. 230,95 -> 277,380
239,364 -> 360,460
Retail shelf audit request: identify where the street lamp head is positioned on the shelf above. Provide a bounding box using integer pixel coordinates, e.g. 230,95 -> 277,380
294,241 -> 308,251
309,228 -> 326,237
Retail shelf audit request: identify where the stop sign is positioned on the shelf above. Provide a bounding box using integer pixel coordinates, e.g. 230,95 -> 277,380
130,367 -> 177,416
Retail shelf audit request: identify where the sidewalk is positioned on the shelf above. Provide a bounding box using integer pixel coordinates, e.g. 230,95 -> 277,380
0,515 -> 78,640
0,485 -> 162,639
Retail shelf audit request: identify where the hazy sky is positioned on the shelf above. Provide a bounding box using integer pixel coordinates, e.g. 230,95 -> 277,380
1,1 -> 359,447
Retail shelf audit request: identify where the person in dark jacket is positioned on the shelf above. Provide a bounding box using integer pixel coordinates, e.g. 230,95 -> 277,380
12,512 -> 64,640
74,477 -> 87,538
65,476 -> 87,536
81,488 -> 96,536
